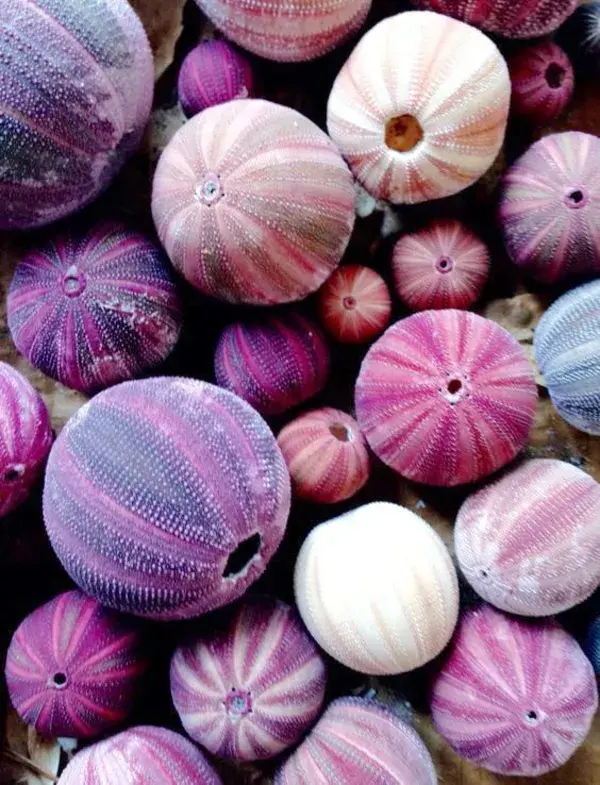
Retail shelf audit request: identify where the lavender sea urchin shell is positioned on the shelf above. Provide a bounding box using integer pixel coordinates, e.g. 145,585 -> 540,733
508,41 -> 574,125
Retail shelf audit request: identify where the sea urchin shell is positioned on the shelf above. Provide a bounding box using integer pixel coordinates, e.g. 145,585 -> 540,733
508,41 -> 574,125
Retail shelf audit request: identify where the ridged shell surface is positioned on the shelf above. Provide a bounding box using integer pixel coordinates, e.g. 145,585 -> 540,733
43,378 -> 291,620
431,605 -> 598,776
8,222 -> 182,395
355,311 -> 537,486
170,596 -> 327,760
294,501 -> 459,675
509,41 -> 574,125
0,0 -> 153,230
275,697 -> 437,785
327,11 -> 510,205
152,99 -> 355,305
5,590 -> 147,738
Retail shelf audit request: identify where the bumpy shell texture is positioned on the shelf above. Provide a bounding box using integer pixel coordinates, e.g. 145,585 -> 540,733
392,220 -> 490,311
0,362 -> 53,518
5,590 -> 147,738
152,99 -> 355,305
275,697 -> 437,785
509,41 -> 574,125
170,596 -> 327,761
57,726 -> 223,785
192,0 -> 371,62
431,605 -> 599,776
355,311 -> 537,486
500,132 -> 600,284
294,502 -> 459,675
535,280 -> 600,434
43,378 -> 291,620
327,11 -> 510,205
0,0 -> 153,230
8,222 -> 182,395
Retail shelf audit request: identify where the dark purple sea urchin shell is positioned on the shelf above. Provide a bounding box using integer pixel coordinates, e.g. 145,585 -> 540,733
508,41 -> 574,125
43,378 -> 291,620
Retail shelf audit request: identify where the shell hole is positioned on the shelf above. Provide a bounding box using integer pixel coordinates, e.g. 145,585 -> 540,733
223,533 -> 261,578
53,672 -> 67,687
545,63 -> 565,89
342,296 -> 357,310
480,569 -> 489,579
3,465 -> 24,483
569,189 -> 584,204
436,256 -> 454,274
447,379 -> 462,395
527,710 -> 537,720
329,423 -> 352,442
385,114 -> 423,153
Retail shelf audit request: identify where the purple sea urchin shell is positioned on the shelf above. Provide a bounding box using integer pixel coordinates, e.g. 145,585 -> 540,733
8,222 -> 182,395
275,697 -> 437,785
0,0 -> 153,230
170,596 -> 327,760
509,41 -> 574,125
43,378 -> 291,620
5,590 -> 147,738
214,314 -> 330,417
431,605 -> 598,776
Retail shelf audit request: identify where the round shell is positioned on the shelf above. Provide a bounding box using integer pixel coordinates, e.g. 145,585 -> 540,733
43,378 -> 291,620
152,99 -> 355,305
294,501 -> 459,675
509,41 -> 574,125
355,311 -> 537,486
327,11 -> 510,205
431,604 -> 598,776
170,596 -> 327,761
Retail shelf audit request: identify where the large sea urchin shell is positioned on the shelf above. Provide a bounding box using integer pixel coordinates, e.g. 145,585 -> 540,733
5,590 -> 147,738
327,11 -> 510,205
294,502 -> 459,675
355,311 -> 537,486
8,222 -> 182,395
43,378 -> 291,620
508,41 -> 574,125
0,0 -> 153,230
431,604 -> 598,776
170,596 -> 326,760
152,99 -> 355,305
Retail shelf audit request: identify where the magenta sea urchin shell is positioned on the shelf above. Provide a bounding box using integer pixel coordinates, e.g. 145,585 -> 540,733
5,590 -> 147,739
8,222 -> 182,395
0,0 -> 153,230
392,220 -> 490,311
43,378 -> 291,620
355,311 -> 537,486
509,41 -> 574,125
431,604 -> 599,776
152,99 -> 355,305
171,596 -> 327,761
275,697 -> 437,785
327,11 -> 510,205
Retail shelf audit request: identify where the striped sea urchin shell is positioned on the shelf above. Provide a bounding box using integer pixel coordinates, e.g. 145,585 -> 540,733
43,378 -> 291,620
170,596 -> 327,760
277,408 -> 370,503
355,311 -> 537,486
431,604 -> 598,776
275,697 -> 437,785
509,41 -> 574,125
327,11 -> 510,205
5,590 -> 147,738
152,99 -> 355,305
392,220 -> 490,311
8,222 -> 182,395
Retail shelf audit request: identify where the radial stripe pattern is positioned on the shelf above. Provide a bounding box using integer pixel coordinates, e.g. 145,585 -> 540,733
508,41 -> 574,125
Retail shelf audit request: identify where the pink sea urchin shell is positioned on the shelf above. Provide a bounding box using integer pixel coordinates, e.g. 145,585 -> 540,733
277,408 -> 370,503
0,363 -> 52,518
170,596 -> 327,760
43,378 -> 291,620
275,697 -> 437,785
392,220 -> 490,311
317,265 -> 392,344
5,590 -> 147,739
455,459 -> 600,616
152,99 -> 355,305
327,11 -> 510,205
8,222 -> 182,395
509,41 -> 574,125
355,311 -> 537,486
431,604 -> 598,776
500,132 -> 600,284
0,0 -> 153,230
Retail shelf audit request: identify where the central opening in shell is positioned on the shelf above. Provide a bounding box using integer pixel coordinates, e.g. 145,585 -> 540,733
342,295 -> 357,310
62,265 -> 86,298
52,672 -> 67,688
225,687 -> 253,718
545,62 -> 565,89
329,422 -> 352,442
385,114 -> 423,153
525,709 -> 540,725
223,533 -> 261,578
568,188 -> 584,204
3,464 -> 24,483
447,378 -> 462,395
436,256 -> 454,274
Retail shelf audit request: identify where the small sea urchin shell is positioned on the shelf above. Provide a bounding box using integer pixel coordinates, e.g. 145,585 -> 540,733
431,605 -> 598,776
392,220 -> 490,311
170,596 -> 327,761
508,41 -> 574,125
275,697 -> 437,785
5,590 -> 147,738
327,11 -> 510,205
355,311 -> 537,486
